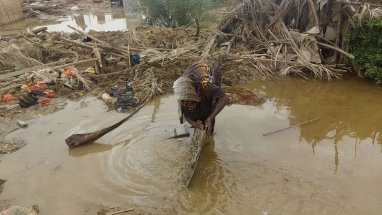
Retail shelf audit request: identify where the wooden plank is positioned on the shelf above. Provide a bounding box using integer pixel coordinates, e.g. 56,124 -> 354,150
0,59 -> 97,80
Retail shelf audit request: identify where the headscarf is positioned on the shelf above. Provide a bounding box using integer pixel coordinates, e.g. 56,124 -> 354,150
173,76 -> 200,102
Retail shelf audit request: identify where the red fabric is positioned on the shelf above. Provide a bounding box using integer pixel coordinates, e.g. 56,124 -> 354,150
1,94 -> 17,102
38,97 -> 51,105
43,89 -> 56,98
61,67 -> 76,78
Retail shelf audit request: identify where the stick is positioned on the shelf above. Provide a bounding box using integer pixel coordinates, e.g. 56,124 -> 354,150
0,60 -> 58,80
317,42 -> 354,59
32,27 -> 47,34
127,44 -> 131,68
67,25 -> 105,44
106,208 -> 134,215
59,37 -> 94,49
263,118 -> 320,136
58,38 -> 129,59
201,34 -> 217,59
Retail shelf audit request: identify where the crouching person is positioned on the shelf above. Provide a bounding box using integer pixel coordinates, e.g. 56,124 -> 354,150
173,60 -> 229,136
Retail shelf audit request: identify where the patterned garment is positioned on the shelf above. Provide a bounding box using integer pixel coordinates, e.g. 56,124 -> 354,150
183,60 -> 222,97
179,60 -> 225,124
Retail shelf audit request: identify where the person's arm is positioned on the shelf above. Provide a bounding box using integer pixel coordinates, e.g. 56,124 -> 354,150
185,116 -> 203,129
204,94 -> 229,134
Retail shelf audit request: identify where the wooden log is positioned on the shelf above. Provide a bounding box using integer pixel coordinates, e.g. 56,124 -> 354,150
32,27 -> 47,34
317,42 -> 355,59
0,61 -> 58,80
59,37 -> 94,49
67,25 -> 105,44
0,59 -> 97,80
65,102 -> 147,148
58,38 -> 129,59
55,59 -> 98,70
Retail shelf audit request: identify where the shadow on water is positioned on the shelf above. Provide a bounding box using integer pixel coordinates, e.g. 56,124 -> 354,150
68,143 -> 113,157
243,76 -> 382,171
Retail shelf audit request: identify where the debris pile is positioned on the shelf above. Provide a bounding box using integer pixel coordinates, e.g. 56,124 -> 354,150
21,0 -> 113,18
6,0 -> 378,116
209,0 -> 382,79
0,26 -> 217,116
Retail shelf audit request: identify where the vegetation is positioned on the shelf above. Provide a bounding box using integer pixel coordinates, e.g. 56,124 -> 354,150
347,19 -> 382,82
138,0 -> 227,27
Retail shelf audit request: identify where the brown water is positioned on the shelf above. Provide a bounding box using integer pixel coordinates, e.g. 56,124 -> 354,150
1,77 -> 382,214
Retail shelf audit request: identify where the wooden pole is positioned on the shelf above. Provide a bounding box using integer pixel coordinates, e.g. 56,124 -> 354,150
317,42 -> 354,59
106,208 -> 135,215
67,25 -> 106,44
263,118 -> 320,136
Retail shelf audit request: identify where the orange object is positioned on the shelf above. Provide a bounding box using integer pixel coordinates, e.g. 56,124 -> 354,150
38,97 -> 51,105
30,82 -> 48,91
1,93 -> 17,102
62,67 -> 76,78
24,81 -> 49,92
43,89 -> 56,98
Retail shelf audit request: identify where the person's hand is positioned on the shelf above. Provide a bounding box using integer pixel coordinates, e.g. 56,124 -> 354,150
204,117 -> 213,135
193,120 -> 204,130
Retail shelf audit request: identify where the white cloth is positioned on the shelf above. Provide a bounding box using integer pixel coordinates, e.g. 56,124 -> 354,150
173,77 -> 200,102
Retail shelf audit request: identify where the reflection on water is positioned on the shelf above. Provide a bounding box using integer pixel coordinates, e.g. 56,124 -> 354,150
242,76 -> 382,172
69,143 -> 113,157
35,12 -> 128,33
0,9 -> 141,35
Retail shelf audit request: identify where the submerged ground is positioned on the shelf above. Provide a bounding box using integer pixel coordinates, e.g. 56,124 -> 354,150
1,76 -> 382,214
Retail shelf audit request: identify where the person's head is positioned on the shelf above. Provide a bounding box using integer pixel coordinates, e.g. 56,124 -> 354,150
173,77 -> 200,102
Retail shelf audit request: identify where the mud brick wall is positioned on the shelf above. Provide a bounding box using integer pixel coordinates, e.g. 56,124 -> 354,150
0,0 -> 23,26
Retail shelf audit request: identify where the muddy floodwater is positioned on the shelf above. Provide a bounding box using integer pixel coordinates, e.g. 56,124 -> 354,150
1,76 -> 382,214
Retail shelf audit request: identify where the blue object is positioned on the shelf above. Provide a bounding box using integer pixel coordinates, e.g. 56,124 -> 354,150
108,81 -> 136,112
130,52 -> 140,66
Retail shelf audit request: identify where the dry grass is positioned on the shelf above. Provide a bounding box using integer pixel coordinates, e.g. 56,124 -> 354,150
208,0 -> 380,80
